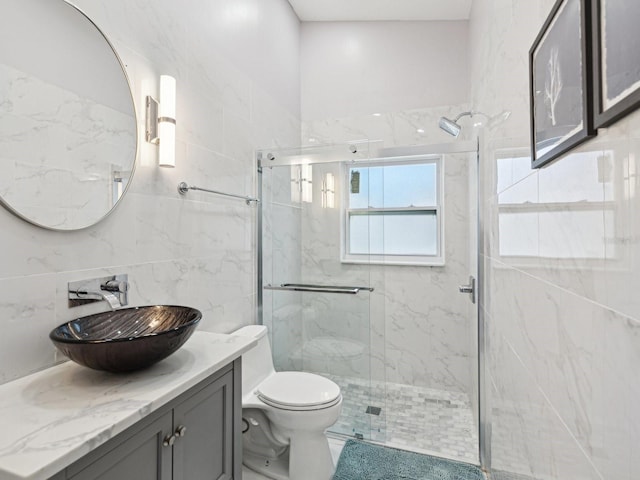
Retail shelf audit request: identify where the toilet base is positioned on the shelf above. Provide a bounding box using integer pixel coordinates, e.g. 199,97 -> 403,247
244,449 -> 289,480
288,430 -> 335,480
244,430 -> 335,480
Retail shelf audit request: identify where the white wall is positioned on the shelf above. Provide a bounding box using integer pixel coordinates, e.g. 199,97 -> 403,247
301,21 -> 469,121
299,21 -> 477,400
0,0 -> 300,385
470,1 -> 640,479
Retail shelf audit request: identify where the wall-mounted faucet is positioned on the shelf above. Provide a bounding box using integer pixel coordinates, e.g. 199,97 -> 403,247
68,274 -> 129,310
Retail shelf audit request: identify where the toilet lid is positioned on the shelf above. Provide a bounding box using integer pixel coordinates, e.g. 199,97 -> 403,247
257,372 -> 341,408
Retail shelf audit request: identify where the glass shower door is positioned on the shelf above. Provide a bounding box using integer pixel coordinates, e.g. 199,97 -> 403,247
259,142 -> 480,464
260,154 -> 383,442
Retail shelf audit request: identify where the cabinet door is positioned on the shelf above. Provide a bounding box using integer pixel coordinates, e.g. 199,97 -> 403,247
172,371 -> 234,480
68,412 -> 173,480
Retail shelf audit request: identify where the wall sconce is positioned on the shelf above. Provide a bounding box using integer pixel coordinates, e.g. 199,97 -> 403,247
146,75 -> 176,168
322,173 -> 335,208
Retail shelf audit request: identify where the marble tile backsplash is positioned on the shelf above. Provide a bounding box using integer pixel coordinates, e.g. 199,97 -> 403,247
0,0 -> 300,385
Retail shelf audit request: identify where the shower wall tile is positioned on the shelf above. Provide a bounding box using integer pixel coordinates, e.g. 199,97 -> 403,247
300,107 -> 477,397
488,316 -> 600,480
302,104 -> 472,147
487,262 -> 640,480
470,0 -> 640,478
0,0 -> 300,384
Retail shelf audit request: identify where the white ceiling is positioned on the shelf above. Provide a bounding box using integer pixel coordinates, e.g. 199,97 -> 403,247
287,0 -> 473,22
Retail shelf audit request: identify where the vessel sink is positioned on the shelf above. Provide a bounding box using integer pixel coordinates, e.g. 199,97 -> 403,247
50,305 -> 201,372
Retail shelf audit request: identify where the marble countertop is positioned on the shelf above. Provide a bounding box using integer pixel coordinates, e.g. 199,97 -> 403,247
0,331 -> 256,480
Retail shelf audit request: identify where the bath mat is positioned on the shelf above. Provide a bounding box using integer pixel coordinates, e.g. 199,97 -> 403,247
333,440 -> 485,480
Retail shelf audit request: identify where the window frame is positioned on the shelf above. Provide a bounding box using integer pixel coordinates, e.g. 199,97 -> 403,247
341,155 -> 445,266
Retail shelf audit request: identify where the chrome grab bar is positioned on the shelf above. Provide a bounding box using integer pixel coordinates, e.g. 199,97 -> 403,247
264,283 -> 374,294
177,182 -> 259,205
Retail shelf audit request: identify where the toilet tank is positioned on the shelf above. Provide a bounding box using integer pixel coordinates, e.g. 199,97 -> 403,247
233,325 -> 276,395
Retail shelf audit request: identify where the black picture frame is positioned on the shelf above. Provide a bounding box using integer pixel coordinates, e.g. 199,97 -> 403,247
592,0 -> 640,128
529,0 -> 595,169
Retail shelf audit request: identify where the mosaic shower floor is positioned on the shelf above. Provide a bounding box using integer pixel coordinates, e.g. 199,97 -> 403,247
326,375 -> 479,464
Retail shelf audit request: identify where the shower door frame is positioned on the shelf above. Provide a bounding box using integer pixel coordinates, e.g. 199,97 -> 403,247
255,141 -> 489,470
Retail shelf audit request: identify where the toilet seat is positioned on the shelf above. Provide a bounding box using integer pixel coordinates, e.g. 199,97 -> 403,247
256,372 -> 341,411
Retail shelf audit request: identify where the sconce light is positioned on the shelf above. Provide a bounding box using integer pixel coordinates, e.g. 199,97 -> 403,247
322,173 -> 335,208
146,75 -> 176,168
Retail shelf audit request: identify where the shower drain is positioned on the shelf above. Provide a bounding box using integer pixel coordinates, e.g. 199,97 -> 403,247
365,406 -> 382,416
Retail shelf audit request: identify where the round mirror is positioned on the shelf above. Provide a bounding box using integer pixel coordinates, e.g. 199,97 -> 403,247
0,0 -> 137,230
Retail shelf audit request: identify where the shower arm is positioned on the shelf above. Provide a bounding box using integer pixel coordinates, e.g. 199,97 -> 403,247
453,111 -> 488,122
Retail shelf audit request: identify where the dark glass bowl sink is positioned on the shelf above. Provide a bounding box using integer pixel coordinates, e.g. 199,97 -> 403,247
50,305 -> 201,372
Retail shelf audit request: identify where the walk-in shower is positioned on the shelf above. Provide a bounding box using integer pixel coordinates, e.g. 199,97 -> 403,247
257,140 -> 480,464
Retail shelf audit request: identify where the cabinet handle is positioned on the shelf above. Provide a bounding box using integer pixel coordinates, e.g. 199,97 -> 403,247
162,433 -> 176,447
175,425 -> 187,437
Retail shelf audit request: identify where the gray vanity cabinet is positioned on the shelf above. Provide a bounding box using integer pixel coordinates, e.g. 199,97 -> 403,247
66,412 -> 173,480
59,360 -> 240,480
172,370 -> 234,480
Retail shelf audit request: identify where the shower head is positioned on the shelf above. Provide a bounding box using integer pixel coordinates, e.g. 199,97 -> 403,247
439,111 -> 477,137
438,116 -> 462,137
439,110 -> 512,137
439,111 -> 478,137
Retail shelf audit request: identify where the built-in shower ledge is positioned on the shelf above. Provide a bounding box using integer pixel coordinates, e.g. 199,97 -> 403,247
0,331 -> 256,480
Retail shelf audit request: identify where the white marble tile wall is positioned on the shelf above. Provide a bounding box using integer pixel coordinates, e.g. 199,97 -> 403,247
302,29 -> 475,394
470,0 -> 640,478
299,25 -> 479,397
299,19 -> 477,394
303,104 -> 474,147
298,110 -> 478,397
0,0 -> 300,385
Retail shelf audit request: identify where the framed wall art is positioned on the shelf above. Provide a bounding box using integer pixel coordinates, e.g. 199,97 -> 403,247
529,0 -> 595,169
592,0 -> 640,128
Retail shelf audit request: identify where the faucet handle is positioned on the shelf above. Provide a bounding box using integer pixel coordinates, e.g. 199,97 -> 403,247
68,274 -> 129,309
102,279 -> 129,293
102,275 -> 129,309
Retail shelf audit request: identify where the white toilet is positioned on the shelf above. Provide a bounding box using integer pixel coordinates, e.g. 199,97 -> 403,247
234,325 -> 342,480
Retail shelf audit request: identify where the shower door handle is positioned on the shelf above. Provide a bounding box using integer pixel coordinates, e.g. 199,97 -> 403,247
458,276 -> 476,304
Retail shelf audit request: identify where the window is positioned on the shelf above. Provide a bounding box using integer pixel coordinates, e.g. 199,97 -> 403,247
342,156 -> 444,266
